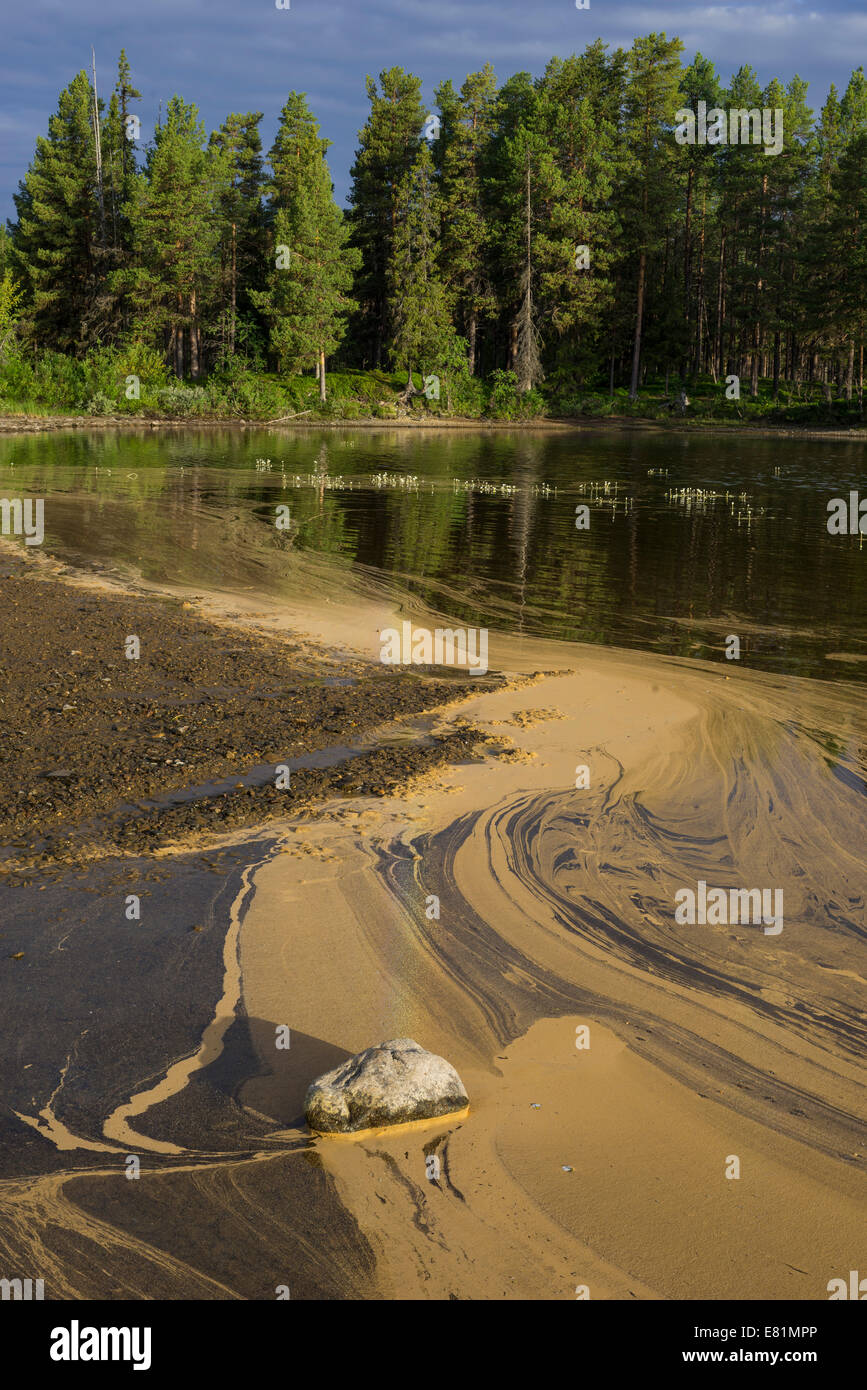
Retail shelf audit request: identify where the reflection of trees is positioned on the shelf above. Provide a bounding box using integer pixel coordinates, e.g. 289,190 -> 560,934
0,429 -> 865,679
509,441 -> 540,633
287,488 -> 351,557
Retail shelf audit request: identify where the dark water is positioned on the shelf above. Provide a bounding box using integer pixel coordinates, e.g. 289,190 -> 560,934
1,425 -> 864,680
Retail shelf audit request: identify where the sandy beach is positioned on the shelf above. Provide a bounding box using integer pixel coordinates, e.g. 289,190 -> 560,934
0,535 -> 863,1300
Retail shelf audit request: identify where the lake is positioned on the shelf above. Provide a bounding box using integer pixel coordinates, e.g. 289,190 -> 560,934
1,425 -> 864,681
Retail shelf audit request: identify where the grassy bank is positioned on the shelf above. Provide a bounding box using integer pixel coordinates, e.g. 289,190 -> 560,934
1,347 -> 866,430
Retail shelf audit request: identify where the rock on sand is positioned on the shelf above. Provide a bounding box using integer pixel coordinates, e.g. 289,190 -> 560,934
304,1038 -> 469,1134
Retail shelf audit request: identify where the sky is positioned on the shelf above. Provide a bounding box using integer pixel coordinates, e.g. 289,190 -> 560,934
1,0 -> 865,224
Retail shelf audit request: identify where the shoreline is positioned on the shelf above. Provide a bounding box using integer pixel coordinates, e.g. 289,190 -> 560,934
3,411 -> 867,441
1,538 -> 864,1299
0,546 -> 516,873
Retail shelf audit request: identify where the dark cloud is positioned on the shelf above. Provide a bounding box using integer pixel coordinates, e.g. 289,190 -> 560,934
2,0 -> 862,222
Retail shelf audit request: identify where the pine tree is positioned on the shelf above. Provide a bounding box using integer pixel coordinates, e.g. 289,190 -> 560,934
89,52 -> 142,339
716,66 -> 776,392
513,146 -> 544,394
815,84 -> 842,198
252,101 -> 359,400
761,77 -> 812,397
622,33 -> 685,399
435,65 -> 499,374
820,132 -> 867,411
115,97 -> 224,377
675,53 -> 722,379
485,72 -> 542,377
347,68 -> 426,367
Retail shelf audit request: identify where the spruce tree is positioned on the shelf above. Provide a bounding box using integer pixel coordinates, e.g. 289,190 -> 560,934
267,92 -> 321,212
387,142 -> 454,394
840,68 -> 867,142
115,48 -> 141,197
209,112 -> 264,355
11,71 -> 107,351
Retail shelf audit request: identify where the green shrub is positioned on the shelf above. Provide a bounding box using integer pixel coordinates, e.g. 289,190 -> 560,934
118,341 -> 171,383
0,350 -> 37,403
112,343 -> 171,409
448,374 -> 486,417
154,385 -> 209,417
205,367 -> 286,418
514,387 -> 546,420
86,391 -> 115,416
33,351 -> 85,408
485,369 -> 546,420
486,368 -> 520,419
81,349 -> 125,403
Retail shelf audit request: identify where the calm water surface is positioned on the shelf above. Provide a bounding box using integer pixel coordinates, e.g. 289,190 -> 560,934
2,426 -> 864,681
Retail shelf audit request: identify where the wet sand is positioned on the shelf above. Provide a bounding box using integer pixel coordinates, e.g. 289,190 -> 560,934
0,546 -> 506,872
0,543 -> 864,1300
